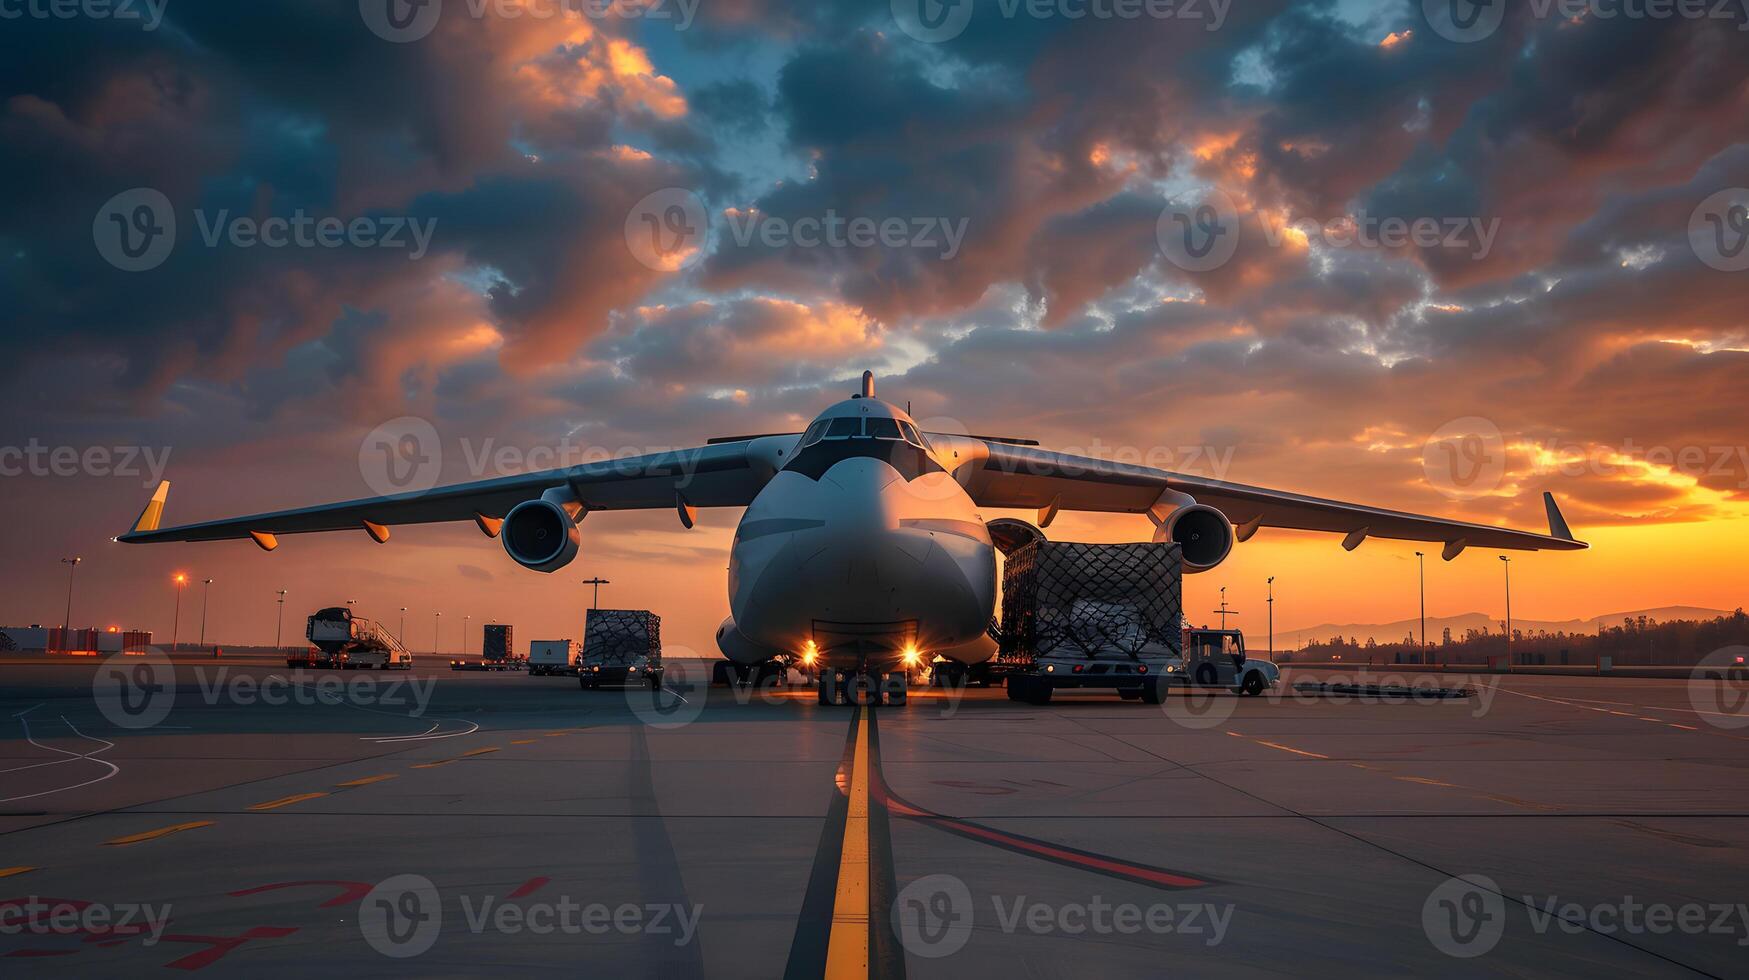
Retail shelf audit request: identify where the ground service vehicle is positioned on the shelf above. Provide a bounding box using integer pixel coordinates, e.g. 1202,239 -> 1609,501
529,639 -> 580,676
578,610 -> 663,690
1177,628 -> 1279,696
305,607 -> 412,670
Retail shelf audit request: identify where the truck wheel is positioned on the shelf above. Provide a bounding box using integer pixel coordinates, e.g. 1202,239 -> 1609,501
1242,671 -> 1265,696
1141,676 -> 1168,704
1194,663 -> 1218,687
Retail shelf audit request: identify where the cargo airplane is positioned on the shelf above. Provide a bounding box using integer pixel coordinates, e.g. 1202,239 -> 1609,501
119,372 -> 1584,704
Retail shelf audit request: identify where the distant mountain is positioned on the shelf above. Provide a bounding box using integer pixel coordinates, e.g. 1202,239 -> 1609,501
1268,606 -> 1734,650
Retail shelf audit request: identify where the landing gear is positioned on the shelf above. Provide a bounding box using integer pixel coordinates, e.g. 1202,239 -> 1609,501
816,670 -> 908,706
932,660 -> 968,689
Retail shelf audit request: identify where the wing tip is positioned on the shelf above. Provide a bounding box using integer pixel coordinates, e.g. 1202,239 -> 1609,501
1542,491 -> 1578,542
123,480 -> 171,539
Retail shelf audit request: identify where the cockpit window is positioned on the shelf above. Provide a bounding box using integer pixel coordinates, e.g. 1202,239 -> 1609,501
866,417 -> 902,440
800,420 -> 829,448
824,417 -> 861,438
898,421 -> 926,448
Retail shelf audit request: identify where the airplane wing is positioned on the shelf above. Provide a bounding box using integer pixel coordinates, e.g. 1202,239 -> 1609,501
959,441 -> 1585,557
118,440 -> 778,547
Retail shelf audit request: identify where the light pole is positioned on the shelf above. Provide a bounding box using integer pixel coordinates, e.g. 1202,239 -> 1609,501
200,578 -> 214,647
60,557 -> 82,645
399,607 -> 407,644
1499,555 -> 1512,668
1212,587 -> 1239,630
582,577 -> 610,609
1414,551 -> 1426,649
434,611 -> 442,656
464,615 -> 471,656
1267,577 -> 1275,658
275,589 -> 288,649
171,573 -> 187,653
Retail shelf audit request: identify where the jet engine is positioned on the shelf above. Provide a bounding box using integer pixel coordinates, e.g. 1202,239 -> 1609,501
501,498 -> 581,573
715,616 -> 794,665
1152,504 -> 1235,573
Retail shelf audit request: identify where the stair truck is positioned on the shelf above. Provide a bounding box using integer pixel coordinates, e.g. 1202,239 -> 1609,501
1000,539 -> 1184,705
578,609 -> 664,690
304,606 -> 414,670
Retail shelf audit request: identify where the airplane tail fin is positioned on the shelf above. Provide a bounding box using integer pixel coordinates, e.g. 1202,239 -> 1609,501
1543,491 -> 1574,541
131,481 -> 170,534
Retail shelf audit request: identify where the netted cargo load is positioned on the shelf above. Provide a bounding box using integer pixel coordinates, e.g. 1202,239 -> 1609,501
582,609 -> 662,666
482,624 -> 515,661
997,540 -> 1183,663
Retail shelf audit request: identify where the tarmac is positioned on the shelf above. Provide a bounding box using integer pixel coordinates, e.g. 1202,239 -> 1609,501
2,654 -> 1746,977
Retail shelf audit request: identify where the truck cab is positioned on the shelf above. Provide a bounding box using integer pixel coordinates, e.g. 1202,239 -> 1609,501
1176,628 -> 1279,696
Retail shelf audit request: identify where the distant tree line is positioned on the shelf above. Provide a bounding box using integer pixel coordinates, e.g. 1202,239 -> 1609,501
1283,609 -> 1749,667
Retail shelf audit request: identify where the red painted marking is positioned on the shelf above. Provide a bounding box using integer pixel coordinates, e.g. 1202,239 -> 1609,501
870,774 -> 1212,890
228,880 -> 374,908
507,876 -> 550,899
158,926 -> 299,970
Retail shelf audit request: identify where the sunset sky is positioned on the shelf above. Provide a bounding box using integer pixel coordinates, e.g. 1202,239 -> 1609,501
1,0 -> 1745,655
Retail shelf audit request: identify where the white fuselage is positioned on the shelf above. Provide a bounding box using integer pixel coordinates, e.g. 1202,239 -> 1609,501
721,397 -> 998,674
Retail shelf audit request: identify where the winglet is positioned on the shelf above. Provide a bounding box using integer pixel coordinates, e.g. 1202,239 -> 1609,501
1543,491 -> 1574,541
131,481 -> 170,534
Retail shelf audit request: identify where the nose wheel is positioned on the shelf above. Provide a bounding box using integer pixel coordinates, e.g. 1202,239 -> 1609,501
817,670 -> 908,706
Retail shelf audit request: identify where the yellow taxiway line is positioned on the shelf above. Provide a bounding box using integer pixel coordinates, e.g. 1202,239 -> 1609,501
823,709 -> 872,980
249,792 -> 328,811
104,821 -> 214,846
336,774 -> 397,787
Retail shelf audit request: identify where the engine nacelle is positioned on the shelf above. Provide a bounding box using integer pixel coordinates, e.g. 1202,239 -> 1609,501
1153,504 -> 1235,573
501,498 -> 581,573
715,616 -> 793,665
